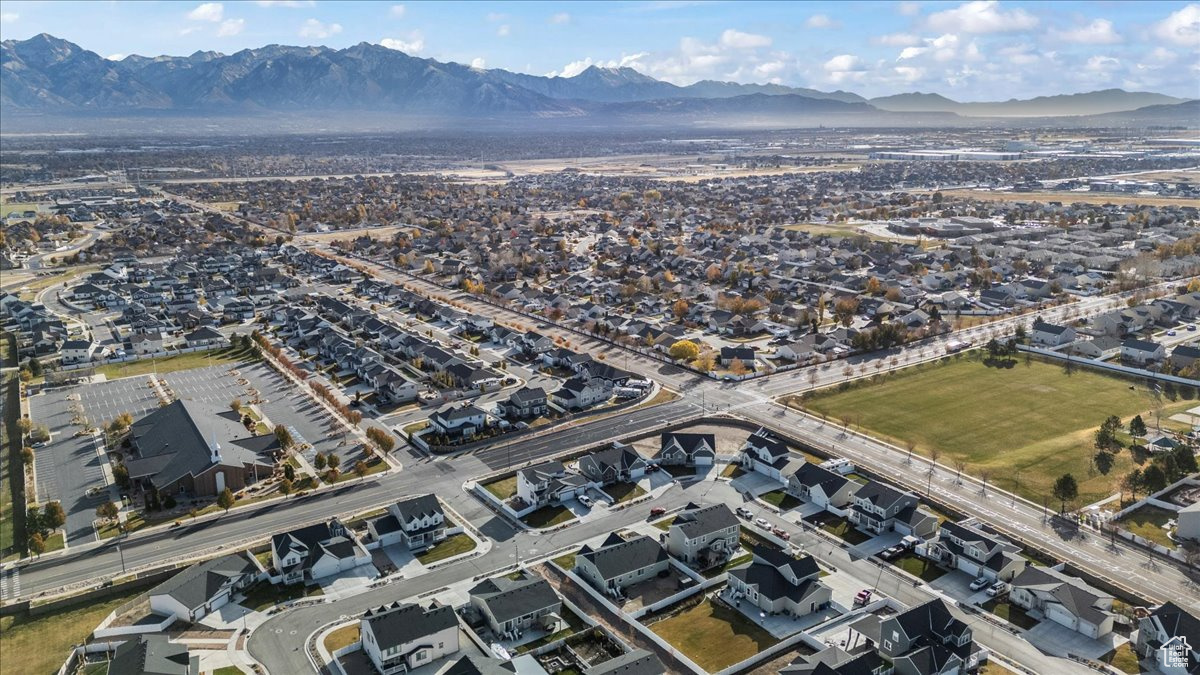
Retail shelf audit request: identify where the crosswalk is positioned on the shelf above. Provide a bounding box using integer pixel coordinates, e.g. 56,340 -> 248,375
0,568 -> 20,601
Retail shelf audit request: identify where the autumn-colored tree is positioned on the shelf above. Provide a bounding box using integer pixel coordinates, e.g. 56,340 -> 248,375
669,340 -> 700,361
672,299 -> 689,322
729,358 -> 749,376
217,488 -> 236,514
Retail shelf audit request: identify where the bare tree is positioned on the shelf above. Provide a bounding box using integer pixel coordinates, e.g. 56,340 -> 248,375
979,469 -> 992,496
953,460 -> 966,485
906,441 -> 917,465
928,448 -> 941,475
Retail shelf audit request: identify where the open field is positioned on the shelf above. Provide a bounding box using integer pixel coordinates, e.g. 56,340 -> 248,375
1,265 -> 99,298
0,588 -> 143,675
0,201 -> 42,218
94,345 -> 258,381
939,188 -> 1200,208
648,598 -> 778,672
798,354 -> 1193,505
1117,505 -> 1177,548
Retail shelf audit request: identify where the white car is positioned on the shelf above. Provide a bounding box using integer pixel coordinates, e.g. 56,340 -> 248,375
578,495 -> 593,508
755,517 -> 770,528
986,581 -> 1007,597
969,577 -> 990,591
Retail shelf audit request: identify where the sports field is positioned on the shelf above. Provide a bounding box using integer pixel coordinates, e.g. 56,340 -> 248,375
799,353 -> 1193,505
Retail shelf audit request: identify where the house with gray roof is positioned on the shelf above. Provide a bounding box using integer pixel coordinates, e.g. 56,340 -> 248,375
515,460 -> 589,509
108,635 -> 197,675
574,533 -> 669,596
1009,565 -> 1116,639
727,546 -> 832,618
657,432 -> 715,467
271,517 -> 370,585
468,574 -> 562,637
739,428 -> 801,481
369,493 -> 448,550
663,502 -> 739,568
1136,601 -> 1200,674
786,462 -> 860,512
925,520 -> 1026,582
848,481 -> 938,539
1122,337 -> 1167,365
577,443 -> 647,486
583,649 -> 666,675
848,598 -> 974,675
148,553 -> 259,623
361,601 -> 460,675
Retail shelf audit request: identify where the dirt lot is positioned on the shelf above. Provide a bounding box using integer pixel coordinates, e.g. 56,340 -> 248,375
631,422 -> 752,459
939,188 -> 1200,208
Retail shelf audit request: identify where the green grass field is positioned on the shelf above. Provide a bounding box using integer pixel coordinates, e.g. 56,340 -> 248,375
800,355 -> 1191,505
648,599 -> 779,671
95,345 -> 258,381
1100,642 -> 1144,674
891,553 -> 948,582
522,505 -> 575,529
1117,505 -> 1177,548
416,533 -> 477,564
0,588 -> 143,675
482,475 -> 517,499
982,598 -> 1039,630
761,490 -> 803,510
602,482 -> 647,504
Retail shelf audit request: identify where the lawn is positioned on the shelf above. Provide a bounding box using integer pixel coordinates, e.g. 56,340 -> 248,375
416,533 -> 477,564
522,505 -> 576,529
482,475 -> 517,500
0,587 -> 143,675
720,464 -> 746,479
1117,505 -> 1177,549
96,512 -> 147,539
0,358 -> 22,559
602,482 -> 646,504
660,464 -> 696,478
240,581 -> 324,612
1100,642 -> 1144,674
816,516 -> 871,545
981,598 -> 1039,630
648,599 -> 779,672
761,490 -> 803,510
703,552 -> 754,578
330,458 -> 387,483
890,553 -> 948,582
653,516 -> 676,531
95,345 -> 259,381
323,624 -> 360,653
552,552 -> 577,570
799,355 -> 1190,505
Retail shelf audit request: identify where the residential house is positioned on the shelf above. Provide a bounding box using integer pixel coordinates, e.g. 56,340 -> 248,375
1030,321 -> 1077,347
727,546 -> 833,618
574,533 -> 670,597
270,517 -> 371,585
468,574 -> 562,637
147,554 -> 259,623
361,601 -> 460,675
61,339 -> 98,364
657,433 -> 716,467
576,443 -> 647,486
1122,338 -> 1167,365
429,404 -> 490,441
515,460 -> 589,509
719,346 -> 757,369
848,481 -> 938,539
786,463 -> 860,511
1009,566 -> 1116,639
663,502 -> 739,568
739,428 -> 799,481
108,635 -> 198,675
1170,344 -> 1200,371
183,326 -> 226,349
582,650 -> 666,675
551,376 -> 610,411
925,521 -> 1026,582
369,494 -> 447,551
501,387 -> 548,419
859,598 -> 975,675
1136,601 -> 1200,674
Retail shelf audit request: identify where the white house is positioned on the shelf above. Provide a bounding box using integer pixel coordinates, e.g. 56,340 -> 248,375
1009,566 -> 1116,639
739,428 -> 799,481
1122,338 -> 1166,365
1030,321 -> 1076,347
786,462 -> 860,511
727,546 -> 832,618
1136,601 -> 1200,675
428,404 -> 489,440
361,601 -> 460,675
925,521 -> 1027,582
147,554 -> 259,623
369,493 -> 448,550
270,518 -> 371,585
61,339 -> 98,364
515,460 -> 589,509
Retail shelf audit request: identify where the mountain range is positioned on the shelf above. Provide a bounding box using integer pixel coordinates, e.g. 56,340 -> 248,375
1,34 -> 1195,127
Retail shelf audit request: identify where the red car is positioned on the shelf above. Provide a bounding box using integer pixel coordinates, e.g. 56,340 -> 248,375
650,507 -> 666,517
772,527 -> 790,540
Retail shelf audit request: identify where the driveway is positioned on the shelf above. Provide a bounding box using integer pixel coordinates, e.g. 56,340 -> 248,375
1024,621 -> 1127,660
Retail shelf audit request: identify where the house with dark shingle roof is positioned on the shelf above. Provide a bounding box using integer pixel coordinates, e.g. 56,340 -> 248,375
468,574 -> 562,637
856,598 -> 974,675
786,462 -> 860,511
583,649 -> 666,675
515,460 -> 589,509
270,517 -> 370,585
1136,601 -> 1200,674
574,533 -> 669,596
926,521 -> 1026,582
739,427 -> 800,481
369,493 -> 447,550
1009,566 -> 1116,638
147,553 -> 259,623
657,432 -> 715,467
848,480 -> 938,539
577,443 -> 647,486
1121,337 -> 1166,365
664,502 -> 739,568
107,635 -> 198,675
727,546 -> 832,618
1030,320 -> 1076,347
361,601 -> 460,675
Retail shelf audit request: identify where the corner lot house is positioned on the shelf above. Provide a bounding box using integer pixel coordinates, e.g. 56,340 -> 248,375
575,533 -> 669,597
361,601 -> 460,675
577,443 -> 647,485
739,428 -> 799,481
271,517 -> 370,585
663,502 -> 739,568
148,553 -> 259,623
657,432 -> 715,467
727,546 -> 832,618
124,399 -> 276,498
60,338 -> 97,364
786,462 -> 860,511
1136,601 -> 1200,675
925,521 -> 1026,582
369,493 -> 447,551
468,574 -> 562,637
1009,566 -> 1116,638
515,460 -> 588,509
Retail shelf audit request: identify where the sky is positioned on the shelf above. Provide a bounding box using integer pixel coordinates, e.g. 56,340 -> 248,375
0,1 -> 1197,100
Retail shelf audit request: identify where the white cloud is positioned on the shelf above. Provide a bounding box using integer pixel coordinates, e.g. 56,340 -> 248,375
926,1 -> 1037,34
179,26 -> 201,35
217,18 -> 244,36
1153,4 -> 1200,47
470,57 -> 486,69
719,29 -> 772,49
823,54 -> 867,83
0,12 -> 17,24
897,2 -> 921,16
1084,55 -> 1120,73
106,53 -> 126,61
187,2 -> 224,22
496,24 -> 511,37
805,14 -> 839,29
875,32 -> 920,46
898,46 -> 927,60
380,32 -> 424,53
547,52 -> 650,78
255,0 -> 314,7
1051,18 -> 1121,45
389,4 -> 406,18
299,18 -> 342,39
549,12 -> 570,25
893,65 -> 925,82
753,60 -> 786,81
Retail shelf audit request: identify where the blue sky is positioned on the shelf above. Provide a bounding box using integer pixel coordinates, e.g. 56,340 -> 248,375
1,1 -> 1197,99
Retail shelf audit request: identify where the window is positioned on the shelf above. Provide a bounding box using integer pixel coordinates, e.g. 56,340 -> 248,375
883,639 -> 892,651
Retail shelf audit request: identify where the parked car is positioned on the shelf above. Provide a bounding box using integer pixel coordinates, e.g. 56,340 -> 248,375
650,506 -> 666,517
969,576 -> 991,591
736,507 -> 753,519
772,527 -> 790,540
755,517 -> 770,528
986,581 -> 1007,597
645,464 -> 660,473
879,545 -> 905,560
853,589 -> 873,607
1188,324 -> 1196,331
1168,330 -> 1178,336
578,495 -> 593,508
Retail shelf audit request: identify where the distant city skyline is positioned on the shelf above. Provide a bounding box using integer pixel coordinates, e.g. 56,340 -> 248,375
0,0 -> 1197,100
